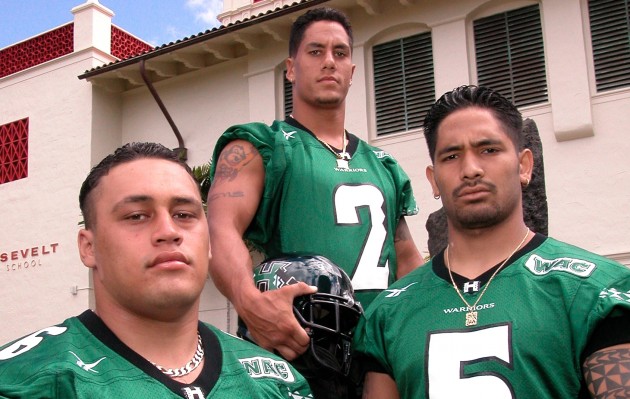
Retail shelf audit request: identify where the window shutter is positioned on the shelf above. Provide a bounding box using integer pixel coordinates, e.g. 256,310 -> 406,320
283,71 -> 293,118
373,32 -> 434,136
589,0 -> 630,92
474,5 -> 547,107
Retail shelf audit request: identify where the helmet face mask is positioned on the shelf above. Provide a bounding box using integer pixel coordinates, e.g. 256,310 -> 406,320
238,255 -> 363,377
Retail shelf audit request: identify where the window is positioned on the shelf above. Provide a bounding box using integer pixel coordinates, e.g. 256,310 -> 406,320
373,32 -> 434,136
283,71 -> 293,118
0,118 -> 29,184
474,5 -> 547,107
588,0 -> 630,92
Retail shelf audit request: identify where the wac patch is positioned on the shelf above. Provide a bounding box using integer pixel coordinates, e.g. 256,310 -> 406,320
239,356 -> 295,383
524,254 -> 596,277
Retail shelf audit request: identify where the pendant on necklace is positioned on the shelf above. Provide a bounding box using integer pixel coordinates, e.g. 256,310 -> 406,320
465,311 -> 478,326
336,158 -> 349,169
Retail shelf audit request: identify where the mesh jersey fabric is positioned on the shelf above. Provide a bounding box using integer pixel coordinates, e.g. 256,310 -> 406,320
210,118 -> 418,308
0,310 -> 312,398
353,234 -> 630,398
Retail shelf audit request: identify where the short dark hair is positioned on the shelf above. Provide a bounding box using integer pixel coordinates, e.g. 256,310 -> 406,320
79,142 -> 196,229
423,85 -> 523,162
289,7 -> 353,57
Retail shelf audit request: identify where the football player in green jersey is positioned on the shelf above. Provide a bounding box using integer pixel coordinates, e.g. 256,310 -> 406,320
0,143 -> 312,399
353,85 -> 630,398
206,5 -> 422,382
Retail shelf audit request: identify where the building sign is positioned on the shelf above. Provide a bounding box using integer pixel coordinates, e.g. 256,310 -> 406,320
2,243 -> 59,272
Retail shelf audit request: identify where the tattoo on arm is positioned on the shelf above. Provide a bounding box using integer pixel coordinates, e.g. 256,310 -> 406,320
583,346 -> 630,398
207,191 -> 244,202
214,143 -> 259,182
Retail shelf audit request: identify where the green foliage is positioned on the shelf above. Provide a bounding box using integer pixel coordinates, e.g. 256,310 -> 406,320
191,160 -> 212,203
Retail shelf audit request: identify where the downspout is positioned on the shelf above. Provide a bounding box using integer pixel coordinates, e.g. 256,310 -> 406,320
139,59 -> 187,161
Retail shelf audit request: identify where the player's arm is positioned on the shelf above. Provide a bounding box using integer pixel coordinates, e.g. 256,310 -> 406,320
362,372 -> 399,399
206,139 -> 315,360
393,216 -> 423,279
583,342 -> 630,398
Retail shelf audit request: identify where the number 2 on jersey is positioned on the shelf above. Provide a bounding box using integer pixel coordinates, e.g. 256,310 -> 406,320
334,184 -> 389,291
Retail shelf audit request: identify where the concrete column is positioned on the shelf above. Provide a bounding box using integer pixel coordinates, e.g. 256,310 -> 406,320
541,0 -> 594,141
72,0 -> 114,54
429,17 -> 470,99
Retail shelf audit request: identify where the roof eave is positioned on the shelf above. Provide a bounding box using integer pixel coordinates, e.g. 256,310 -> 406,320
78,0 -> 331,80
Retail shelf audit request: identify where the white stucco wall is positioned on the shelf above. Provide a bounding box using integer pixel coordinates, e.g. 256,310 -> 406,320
0,51 -> 108,342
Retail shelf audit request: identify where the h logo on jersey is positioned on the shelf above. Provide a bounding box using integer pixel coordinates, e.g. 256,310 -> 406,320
463,281 -> 480,293
182,386 -> 206,399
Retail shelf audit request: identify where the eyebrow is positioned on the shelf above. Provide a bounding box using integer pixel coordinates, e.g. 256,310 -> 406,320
436,138 -> 503,157
112,195 -> 202,212
305,42 -> 351,51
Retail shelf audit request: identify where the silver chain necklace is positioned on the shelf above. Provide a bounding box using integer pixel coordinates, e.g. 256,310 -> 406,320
151,332 -> 204,378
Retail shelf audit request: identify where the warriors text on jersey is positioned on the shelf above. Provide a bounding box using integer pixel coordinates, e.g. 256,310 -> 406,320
353,234 -> 630,398
0,311 -> 312,398
210,118 -> 418,307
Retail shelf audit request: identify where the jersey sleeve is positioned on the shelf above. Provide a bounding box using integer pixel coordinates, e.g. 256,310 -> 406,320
581,270 -> 630,361
210,122 -> 277,183
556,241 -> 630,363
378,151 -> 418,218
209,121 -> 285,252
352,306 -> 394,377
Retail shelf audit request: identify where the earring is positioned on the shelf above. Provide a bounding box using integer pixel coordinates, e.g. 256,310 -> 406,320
521,178 -> 530,187
434,194 -> 440,200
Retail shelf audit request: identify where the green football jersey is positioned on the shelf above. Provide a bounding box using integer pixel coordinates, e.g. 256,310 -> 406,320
353,235 -> 630,398
0,311 -> 312,398
211,118 -> 418,307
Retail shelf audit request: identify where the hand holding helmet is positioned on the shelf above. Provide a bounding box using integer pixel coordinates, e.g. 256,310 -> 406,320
235,279 -> 316,360
238,255 -> 364,377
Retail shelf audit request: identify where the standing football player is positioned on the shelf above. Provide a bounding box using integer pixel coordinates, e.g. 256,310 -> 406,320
206,7 -> 422,397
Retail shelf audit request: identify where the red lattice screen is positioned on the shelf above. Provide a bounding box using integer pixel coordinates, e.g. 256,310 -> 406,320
0,118 -> 29,184
0,25 -> 73,79
111,26 -> 153,60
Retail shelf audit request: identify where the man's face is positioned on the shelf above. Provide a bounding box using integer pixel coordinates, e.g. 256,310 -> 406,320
286,20 -> 356,109
78,158 -> 210,320
426,107 -> 532,230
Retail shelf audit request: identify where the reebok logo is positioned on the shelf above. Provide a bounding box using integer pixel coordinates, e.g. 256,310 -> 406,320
282,129 -> 296,140
69,351 -> 106,373
385,282 -> 418,298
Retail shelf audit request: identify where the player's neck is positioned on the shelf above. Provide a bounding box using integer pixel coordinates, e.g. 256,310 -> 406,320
94,302 -> 202,369
292,105 -> 346,147
446,219 -> 531,279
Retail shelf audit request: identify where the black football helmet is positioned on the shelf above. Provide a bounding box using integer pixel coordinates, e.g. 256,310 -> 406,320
237,255 -> 363,377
